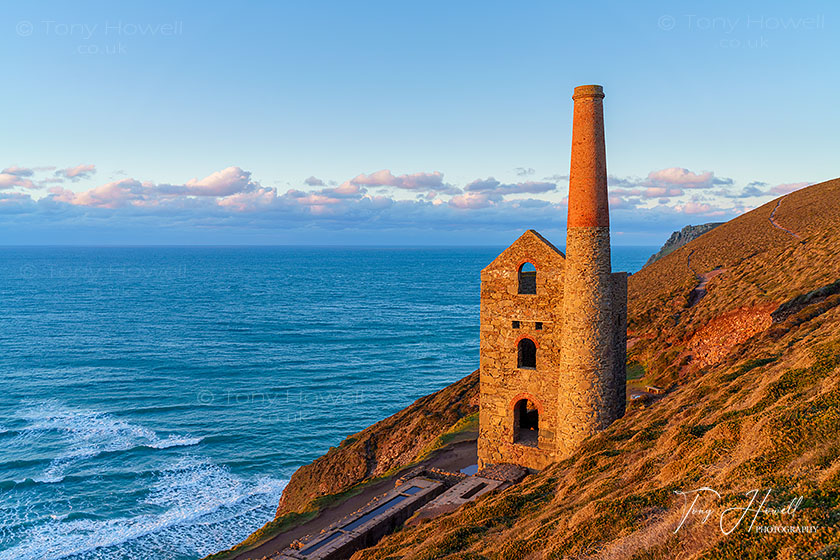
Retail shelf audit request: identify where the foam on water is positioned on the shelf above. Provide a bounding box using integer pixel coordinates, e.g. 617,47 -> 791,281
0,416 -> 286,560
8,402 -> 203,483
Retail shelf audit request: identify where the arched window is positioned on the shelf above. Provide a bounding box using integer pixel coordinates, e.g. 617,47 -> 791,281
513,399 -> 539,446
517,338 -> 536,369
518,262 -> 536,294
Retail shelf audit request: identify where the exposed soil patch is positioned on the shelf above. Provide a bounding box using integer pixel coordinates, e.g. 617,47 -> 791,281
686,304 -> 777,368
687,267 -> 725,307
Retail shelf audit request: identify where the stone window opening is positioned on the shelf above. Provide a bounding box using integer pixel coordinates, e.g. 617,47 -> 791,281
513,399 -> 539,446
512,321 -> 520,329
518,262 -> 537,294
534,321 -> 543,330
517,338 -> 536,369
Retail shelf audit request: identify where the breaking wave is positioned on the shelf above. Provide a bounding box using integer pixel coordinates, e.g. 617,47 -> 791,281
8,402 -> 203,483
0,404 -> 286,560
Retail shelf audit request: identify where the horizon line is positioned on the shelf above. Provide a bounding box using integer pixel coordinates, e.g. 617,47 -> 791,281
0,243 -> 661,249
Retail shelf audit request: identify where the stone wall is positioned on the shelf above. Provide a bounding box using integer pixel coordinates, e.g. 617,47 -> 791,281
610,272 -> 628,421
478,227 -> 628,469
478,230 -> 566,470
556,226 -> 624,458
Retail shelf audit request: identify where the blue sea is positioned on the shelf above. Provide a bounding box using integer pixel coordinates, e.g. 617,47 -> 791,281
0,246 -> 654,560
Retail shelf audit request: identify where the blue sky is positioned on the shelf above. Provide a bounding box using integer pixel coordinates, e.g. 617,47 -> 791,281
1,0 -> 837,245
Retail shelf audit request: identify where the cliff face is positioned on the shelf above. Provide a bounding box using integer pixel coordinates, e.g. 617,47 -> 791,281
351,178 -> 840,559
644,222 -> 723,267
276,370 -> 479,514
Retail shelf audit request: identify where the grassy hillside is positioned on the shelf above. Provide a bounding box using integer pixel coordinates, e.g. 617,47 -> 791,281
351,178 -> 840,559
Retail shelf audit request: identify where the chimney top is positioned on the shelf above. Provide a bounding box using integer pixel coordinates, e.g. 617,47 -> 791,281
572,85 -> 604,100
567,84 -> 609,228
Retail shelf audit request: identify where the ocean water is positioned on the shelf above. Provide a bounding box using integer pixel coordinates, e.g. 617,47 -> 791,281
0,246 -> 655,560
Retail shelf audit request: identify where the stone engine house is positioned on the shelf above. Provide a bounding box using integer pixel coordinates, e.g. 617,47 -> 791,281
478,85 -> 628,471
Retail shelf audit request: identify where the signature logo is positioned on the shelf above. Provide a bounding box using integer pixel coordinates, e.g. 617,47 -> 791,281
674,487 -> 816,534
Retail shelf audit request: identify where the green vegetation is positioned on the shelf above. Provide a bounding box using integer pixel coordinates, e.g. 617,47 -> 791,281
721,356 -> 778,382
761,340 -> 840,406
634,419 -> 667,444
417,526 -> 489,560
414,412 -> 478,463
627,361 -> 646,380
202,510 -> 317,560
674,423 -> 715,444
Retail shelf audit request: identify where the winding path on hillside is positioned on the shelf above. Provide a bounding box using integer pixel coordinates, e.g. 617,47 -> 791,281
769,197 -> 802,240
683,195 -> 805,308
686,250 -> 725,307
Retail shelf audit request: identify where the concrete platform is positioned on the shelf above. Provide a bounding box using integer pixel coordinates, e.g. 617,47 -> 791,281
407,475 -> 503,525
271,477 -> 444,560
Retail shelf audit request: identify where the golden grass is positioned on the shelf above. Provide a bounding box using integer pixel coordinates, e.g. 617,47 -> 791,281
351,178 -> 840,560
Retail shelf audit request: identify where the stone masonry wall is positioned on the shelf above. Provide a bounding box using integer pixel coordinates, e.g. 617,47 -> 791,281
478,230 -> 566,470
478,228 -> 628,469
610,271 -> 628,421
556,226 -> 624,459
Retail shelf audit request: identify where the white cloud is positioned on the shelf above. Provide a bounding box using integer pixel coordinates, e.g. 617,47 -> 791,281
56,164 -> 97,181
449,191 -> 501,209
673,201 -> 728,216
182,166 -> 255,196
2,166 -> 34,177
343,169 -> 459,195
1,161 -> 815,244
0,171 -> 36,190
50,179 -> 144,208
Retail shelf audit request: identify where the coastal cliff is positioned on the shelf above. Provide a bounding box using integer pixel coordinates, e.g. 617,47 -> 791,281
216,177 -> 840,559
643,222 -> 723,267
205,372 -> 479,559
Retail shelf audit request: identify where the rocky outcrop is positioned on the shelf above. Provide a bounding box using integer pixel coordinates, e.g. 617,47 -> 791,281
685,304 -> 776,368
276,371 -> 479,515
644,223 -> 723,267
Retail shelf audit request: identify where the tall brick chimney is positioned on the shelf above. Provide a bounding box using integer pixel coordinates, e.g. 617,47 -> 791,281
558,84 -> 626,455
567,84 -> 609,230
